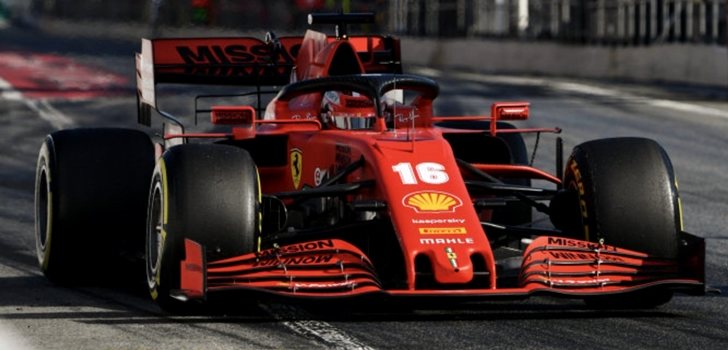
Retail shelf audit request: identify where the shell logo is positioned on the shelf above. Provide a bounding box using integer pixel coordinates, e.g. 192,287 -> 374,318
403,191 -> 463,213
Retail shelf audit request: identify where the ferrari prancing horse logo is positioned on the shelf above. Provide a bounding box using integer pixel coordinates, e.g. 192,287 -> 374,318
290,148 -> 303,189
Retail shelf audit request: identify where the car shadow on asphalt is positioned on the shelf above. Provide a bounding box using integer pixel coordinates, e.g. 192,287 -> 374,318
1,274 -> 712,326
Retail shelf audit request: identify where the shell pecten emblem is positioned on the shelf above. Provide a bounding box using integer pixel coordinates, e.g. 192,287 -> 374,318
403,191 -> 463,213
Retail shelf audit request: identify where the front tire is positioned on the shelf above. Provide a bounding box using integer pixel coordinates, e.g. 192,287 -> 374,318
556,137 -> 681,258
550,137 -> 682,308
146,144 -> 260,311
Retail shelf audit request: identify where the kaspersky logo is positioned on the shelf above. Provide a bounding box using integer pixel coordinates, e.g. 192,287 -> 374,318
403,191 -> 463,213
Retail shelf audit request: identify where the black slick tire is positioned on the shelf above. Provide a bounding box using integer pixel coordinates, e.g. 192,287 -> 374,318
558,137 -> 681,258
145,144 -> 260,312
553,137 -> 682,308
35,128 -> 155,284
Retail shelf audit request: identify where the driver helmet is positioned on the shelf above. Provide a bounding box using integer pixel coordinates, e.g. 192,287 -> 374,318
321,91 -> 376,130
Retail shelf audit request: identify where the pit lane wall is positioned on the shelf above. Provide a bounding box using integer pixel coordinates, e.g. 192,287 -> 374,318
401,37 -> 728,89
8,0 -> 727,88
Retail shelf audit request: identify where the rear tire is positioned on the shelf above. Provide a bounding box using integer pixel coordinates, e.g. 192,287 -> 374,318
146,144 -> 260,312
35,128 -> 155,284
550,137 -> 682,308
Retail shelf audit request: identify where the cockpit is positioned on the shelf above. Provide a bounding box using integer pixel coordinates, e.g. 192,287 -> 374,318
268,74 -> 439,132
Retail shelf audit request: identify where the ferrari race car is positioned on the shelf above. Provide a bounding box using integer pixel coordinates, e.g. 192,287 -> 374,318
34,13 -> 705,311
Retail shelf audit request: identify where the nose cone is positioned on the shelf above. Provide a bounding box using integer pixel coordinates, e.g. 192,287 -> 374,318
427,246 -> 474,284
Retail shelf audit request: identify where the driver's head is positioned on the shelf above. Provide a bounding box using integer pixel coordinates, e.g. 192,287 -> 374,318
321,91 -> 376,130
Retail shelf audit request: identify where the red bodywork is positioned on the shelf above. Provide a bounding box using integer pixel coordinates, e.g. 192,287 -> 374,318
137,26 -> 704,303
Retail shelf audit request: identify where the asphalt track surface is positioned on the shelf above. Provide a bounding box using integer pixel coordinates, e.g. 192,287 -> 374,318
1,23 -> 728,350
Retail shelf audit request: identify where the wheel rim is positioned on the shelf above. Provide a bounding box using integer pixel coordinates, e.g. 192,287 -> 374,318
146,181 -> 163,290
35,166 -> 50,257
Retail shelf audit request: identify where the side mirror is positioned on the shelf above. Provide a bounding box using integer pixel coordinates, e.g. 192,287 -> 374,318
211,105 -> 256,125
211,106 -> 257,140
491,102 -> 529,121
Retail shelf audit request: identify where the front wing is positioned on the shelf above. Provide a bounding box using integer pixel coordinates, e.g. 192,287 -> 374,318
175,234 -> 705,301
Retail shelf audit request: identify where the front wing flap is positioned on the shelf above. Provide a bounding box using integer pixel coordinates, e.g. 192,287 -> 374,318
179,239 -> 382,298
518,235 -> 704,295
176,233 -> 704,301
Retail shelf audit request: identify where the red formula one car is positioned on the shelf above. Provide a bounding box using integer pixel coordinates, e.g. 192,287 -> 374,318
34,13 -> 704,311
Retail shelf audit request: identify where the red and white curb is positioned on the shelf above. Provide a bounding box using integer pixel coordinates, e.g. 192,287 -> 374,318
0,51 -> 129,130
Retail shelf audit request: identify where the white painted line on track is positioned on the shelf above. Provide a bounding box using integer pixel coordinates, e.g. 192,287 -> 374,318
259,303 -> 373,350
549,80 -> 728,120
25,99 -> 75,129
0,323 -> 35,350
0,77 -> 74,129
642,99 -> 728,120
0,76 -> 23,100
412,67 -> 728,120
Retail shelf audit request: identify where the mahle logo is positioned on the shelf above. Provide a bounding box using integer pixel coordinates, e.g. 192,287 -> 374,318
403,191 -> 462,213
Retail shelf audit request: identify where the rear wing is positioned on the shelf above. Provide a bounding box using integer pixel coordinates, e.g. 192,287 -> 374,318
136,35 -> 401,124
136,37 -> 300,109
